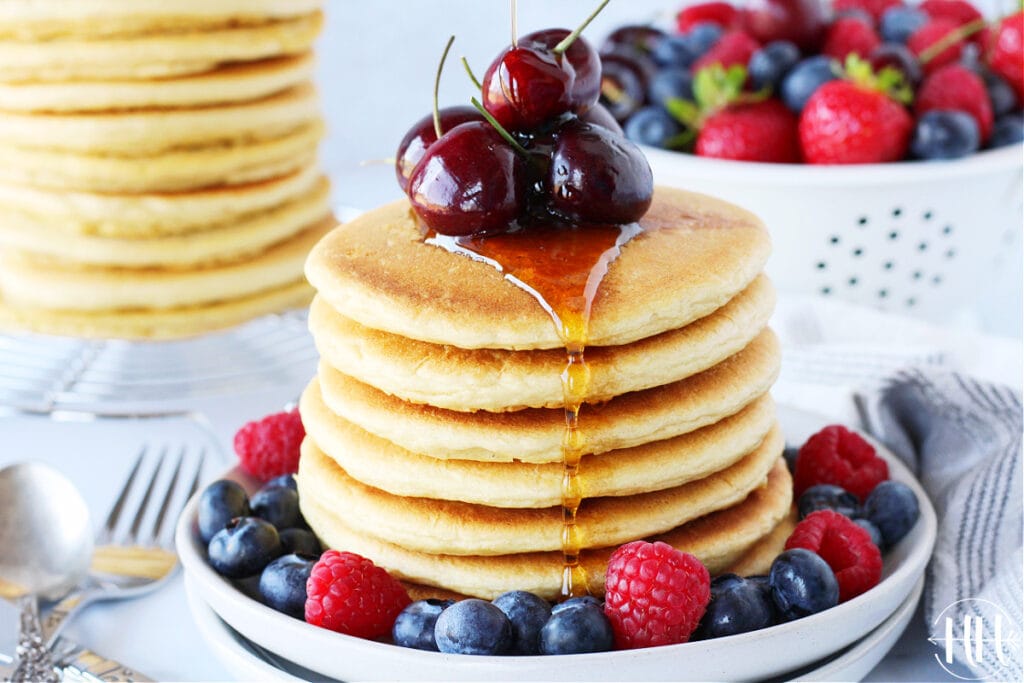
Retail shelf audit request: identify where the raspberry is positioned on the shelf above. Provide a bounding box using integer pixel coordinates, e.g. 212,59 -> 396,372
916,63 -> 994,141
305,550 -> 411,639
793,424 -> 889,500
603,541 -> 710,649
907,19 -> 965,74
785,510 -> 882,602
822,17 -> 882,61
233,409 -> 305,482
692,31 -> 760,71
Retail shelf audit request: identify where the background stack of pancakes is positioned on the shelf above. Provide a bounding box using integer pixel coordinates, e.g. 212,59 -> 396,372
0,0 -> 331,339
298,187 -> 796,600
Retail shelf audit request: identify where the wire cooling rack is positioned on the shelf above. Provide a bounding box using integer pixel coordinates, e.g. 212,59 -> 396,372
0,310 -> 317,418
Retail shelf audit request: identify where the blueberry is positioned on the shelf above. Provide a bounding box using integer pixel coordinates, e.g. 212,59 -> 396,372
798,484 -> 861,519
651,35 -> 699,68
393,599 -> 454,651
265,473 -> 297,491
684,22 -> 724,57
880,6 -> 928,44
492,590 -> 552,655
434,599 -> 513,655
624,106 -> 683,149
870,43 -> 923,87
551,595 -> 602,614
983,72 -> 1019,118
853,518 -> 885,548
258,553 -> 315,619
539,600 -> 615,655
698,573 -> 776,638
279,528 -> 320,556
781,56 -> 838,112
748,41 -> 801,91
783,445 -> 800,474
208,516 -> 282,578
769,549 -> 839,621
647,68 -> 694,109
990,113 -> 1024,148
250,486 -> 300,530
911,110 -> 980,160
198,479 -> 250,544
863,480 -> 920,546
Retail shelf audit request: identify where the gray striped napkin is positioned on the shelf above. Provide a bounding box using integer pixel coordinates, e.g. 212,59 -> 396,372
867,370 -> 1022,683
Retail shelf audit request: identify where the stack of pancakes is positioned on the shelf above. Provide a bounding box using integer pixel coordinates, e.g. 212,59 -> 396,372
0,0 -> 331,339
297,187 -> 795,600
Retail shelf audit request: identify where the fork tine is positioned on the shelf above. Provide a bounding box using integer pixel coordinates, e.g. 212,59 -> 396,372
97,446 -> 146,544
147,446 -> 185,546
163,447 -> 206,549
126,447 -> 167,544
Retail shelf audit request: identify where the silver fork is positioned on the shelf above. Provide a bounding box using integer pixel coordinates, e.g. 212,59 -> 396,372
40,444 -> 205,645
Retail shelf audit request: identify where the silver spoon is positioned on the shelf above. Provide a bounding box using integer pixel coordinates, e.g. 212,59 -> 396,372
0,462 -> 92,682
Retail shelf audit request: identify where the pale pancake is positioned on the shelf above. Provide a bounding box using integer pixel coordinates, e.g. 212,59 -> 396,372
311,276 -> 774,411
0,216 -> 333,312
0,84 -> 319,155
297,424 -> 783,556
0,121 -> 322,192
0,178 -> 330,267
0,54 -> 314,113
306,187 -> 771,350
0,1 -> 322,39
0,278 -> 311,340
301,459 -> 792,600
0,13 -> 323,82
724,507 -> 797,577
302,376 -> 776,507
0,162 -> 321,238
316,329 -> 780,463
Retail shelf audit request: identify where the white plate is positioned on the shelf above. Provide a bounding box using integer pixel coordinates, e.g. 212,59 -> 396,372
176,406 -> 937,682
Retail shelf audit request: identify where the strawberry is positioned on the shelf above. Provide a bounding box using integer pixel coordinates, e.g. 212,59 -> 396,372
692,30 -> 760,71
823,16 -> 883,61
676,2 -> 740,33
987,12 -> 1024,100
907,18 -> 968,74
799,57 -> 913,164
916,63 -> 994,141
834,0 -> 903,24
697,99 -> 801,161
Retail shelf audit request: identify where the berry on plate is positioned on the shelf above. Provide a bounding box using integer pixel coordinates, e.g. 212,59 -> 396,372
392,599 -> 454,651
492,590 -> 552,655
250,485 -> 301,530
741,0 -> 826,52
259,553 -> 316,619
793,424 -> 890,499
911,109 -> 981,158
434,599 -> 514,655
603,540 -> 711,649
207,516 -> 282,579
822,16 -> 882,62
748,40 -> 801,91
907,18 -> 967,74
540,598 -> 615,654
880,6 -> 929,44
304,550 -> 411,639
197,479 -> 250,544
697,98 -> 801,161
768,548 -> 840,621
990,112 -> 1024,147
916,63 -> 993,141
781,55 -> 839,112
863,480 -> 921,546
692,30 -> 761,72
677,2 -> 740,33
278,528 -> 321,556
987,11 -> 1024,100
697,573 -> 776,639
785,509 -> 883,602
834,0 -> 903,24
234,409 -> 305,482
797,483 -> 862,520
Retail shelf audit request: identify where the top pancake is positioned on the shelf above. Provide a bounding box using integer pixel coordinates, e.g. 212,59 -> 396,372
306,187 -> 770,350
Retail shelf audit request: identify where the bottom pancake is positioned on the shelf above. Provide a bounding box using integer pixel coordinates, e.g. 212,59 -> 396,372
302,459 -> 792,601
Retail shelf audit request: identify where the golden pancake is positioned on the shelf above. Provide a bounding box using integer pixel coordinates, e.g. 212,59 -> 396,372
316,329 -> 780,463
0,161 -> 322,238
0,278 -> 311,340
302,376 -> 776,507
301,459 -> 792,600
0,13 -> 323,82
305,187 -> 770,350
310,275 -> 774,411
0,121 -> 322,192
0,83 -> 319,155
297,424 -> 783,556
725,507 -> 797,577
0,215 -> 333,312
0,1 -> 322,39
0,54 -> 313,113
0,177 -> 330,267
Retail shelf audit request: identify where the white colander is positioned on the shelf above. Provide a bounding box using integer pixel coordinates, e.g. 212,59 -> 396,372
643,144 -> 1023,327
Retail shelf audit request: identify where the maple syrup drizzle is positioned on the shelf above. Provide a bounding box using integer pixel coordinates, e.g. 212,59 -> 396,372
427,220 -> 642,599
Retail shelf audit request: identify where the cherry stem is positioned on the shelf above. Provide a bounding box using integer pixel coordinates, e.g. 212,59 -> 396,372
470,96 -> 529,156
462,56 -> 482,90
510,0 -> 518,47
433,35 -> 456,139
918,18 -> 986,64
554,0 -> 611,55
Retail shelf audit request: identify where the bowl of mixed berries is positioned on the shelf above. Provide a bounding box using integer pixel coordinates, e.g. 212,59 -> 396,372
600,0 -> 1023,322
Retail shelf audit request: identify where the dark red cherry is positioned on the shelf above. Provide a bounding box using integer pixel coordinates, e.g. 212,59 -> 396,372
395,106 -> 483,192
547,120 -> 653,225
741,0 -> 825,52
521,29 -> 602,114
598,55 -> 647,123
869,43 -> 922,87
600,25 -> 666,57
407,121 -> 526,236
482,46 -> 575,132
580,102 -> 624,135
